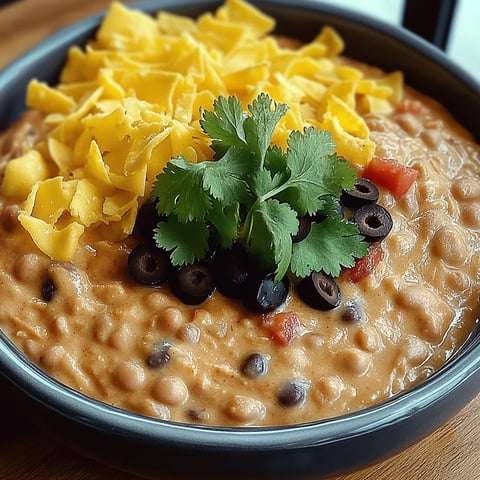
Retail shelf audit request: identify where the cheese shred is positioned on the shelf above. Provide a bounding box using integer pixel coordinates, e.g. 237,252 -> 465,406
1,0 -> 403,261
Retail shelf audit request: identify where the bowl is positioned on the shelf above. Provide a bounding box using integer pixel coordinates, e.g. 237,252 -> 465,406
1,1 -> 480,479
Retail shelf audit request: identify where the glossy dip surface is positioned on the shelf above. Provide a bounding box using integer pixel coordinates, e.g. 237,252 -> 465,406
0,1 -> 480,478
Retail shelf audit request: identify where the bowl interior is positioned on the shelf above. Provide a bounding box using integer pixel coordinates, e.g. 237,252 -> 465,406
1,1 -> 480,478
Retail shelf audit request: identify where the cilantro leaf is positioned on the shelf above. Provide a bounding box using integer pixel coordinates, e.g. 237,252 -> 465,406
249,167 -> 284,199
245,199 -> 298,280
290,217 -> 369,278
152,156 -> 210,222
272,128 -> 356,215
154,218 -> 210,266
207,200 -> 239,249
243,93 -> 288,167
202,146 -> 254,206
150,92 -> 368,283
199,96 -> 247,159
318,195 -> 343,218
264,145 -> 288,177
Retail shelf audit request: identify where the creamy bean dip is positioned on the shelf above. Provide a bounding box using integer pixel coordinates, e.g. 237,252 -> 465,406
1,0 -> 480,427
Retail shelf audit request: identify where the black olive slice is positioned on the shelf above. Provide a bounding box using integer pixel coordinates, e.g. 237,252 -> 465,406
341,178 -> 379,209
134,200 -> 165,241
170,261 -> 216,305
246,273 -> 290,314
353,203 -> 393,243
292,216 -> 312,243
213,244 -> 253,298
297,271 -> 341,311
128,243 -> 171,285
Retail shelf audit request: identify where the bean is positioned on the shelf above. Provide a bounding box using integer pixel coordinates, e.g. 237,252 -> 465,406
186,407 -> 209,423
147,340 -> 172,369
151,376 -> 188,406
52,315 -> 70,336
341,300 -> 365,324
388,231 -> 417,256
47,263 -> 89,315
40,345 -> 66,369
94,314 -> 115,343
13,254 -> 43,283
93,283 -> 126,306
109,323 -> 134,351
451,177 -> 480,202
157,307 -> 185,333
1,204 -> 19,231
401,336 -> 430,367
23,339 -> 41,358
41,277 -> 56,302
241,353 -> 269,379
420,128 -> 443,149
313,376 -> 345,404
430,226 -> 469,267
278,379 -> 309,407
395,113 -> 423,136
460,203 -> 480,229
192,308 -> 212,324
286,347 -> 310,371
142,400 -> 171,421
177,323 -> 201,343
444,270 -> 471,292
354,326 -> 381,353
112,361 -> 146,392
226,395 -> 266,423
304,333 -> 325,349
144,291 -> 170,310
395,284 -> 453,342
337,348 -> 371,376
365,114 -> 387,132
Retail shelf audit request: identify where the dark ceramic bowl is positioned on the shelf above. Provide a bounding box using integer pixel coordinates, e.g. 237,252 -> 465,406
1,1 -> 480,479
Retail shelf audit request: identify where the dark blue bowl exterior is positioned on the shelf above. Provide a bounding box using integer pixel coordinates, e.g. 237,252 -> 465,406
1,1 -> 480,478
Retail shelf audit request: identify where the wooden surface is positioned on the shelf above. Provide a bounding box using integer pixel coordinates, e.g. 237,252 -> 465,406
0,1 -> 479,479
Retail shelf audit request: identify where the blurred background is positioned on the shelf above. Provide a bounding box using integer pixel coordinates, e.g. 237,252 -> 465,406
320,0 -> 479,83
0,0 -> 478,83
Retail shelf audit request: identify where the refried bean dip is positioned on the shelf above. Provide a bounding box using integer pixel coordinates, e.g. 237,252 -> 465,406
0,0 -> 479,427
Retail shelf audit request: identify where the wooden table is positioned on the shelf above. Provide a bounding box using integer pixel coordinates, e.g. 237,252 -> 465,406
0,1 -> 479,478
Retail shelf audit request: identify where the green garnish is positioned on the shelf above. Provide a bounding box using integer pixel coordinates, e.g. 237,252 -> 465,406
151,93 -> 368,282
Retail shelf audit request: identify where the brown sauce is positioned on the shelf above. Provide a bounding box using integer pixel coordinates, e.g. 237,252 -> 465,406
1,81 -> 480,427
0,1 -> 480,427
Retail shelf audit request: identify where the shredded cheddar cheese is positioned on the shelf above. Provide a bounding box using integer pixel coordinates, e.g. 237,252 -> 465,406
1,0 -> 403,261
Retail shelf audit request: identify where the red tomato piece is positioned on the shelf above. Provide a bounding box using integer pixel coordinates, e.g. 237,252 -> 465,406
343,242 -> 384,283
363,156 -> 418,199
264,311 -> 302,346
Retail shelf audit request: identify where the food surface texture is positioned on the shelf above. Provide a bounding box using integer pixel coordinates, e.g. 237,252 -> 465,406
0,0 -> 479,426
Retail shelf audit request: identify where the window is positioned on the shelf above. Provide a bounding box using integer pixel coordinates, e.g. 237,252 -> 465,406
318,0 -> 480,82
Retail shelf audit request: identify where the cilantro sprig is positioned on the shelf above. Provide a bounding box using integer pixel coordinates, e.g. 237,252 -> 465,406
151,93 -> 368,281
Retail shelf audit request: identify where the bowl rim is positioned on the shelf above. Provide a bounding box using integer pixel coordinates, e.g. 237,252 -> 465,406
1,0 -> 479,90
0,0 -> 480,453
1,327 -> 479,450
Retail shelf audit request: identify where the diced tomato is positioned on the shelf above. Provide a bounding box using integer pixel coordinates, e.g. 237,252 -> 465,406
363,156 -> 418,199
264,311 -> 302,346
343,242 -> 384,283
396,99 -> 424,114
